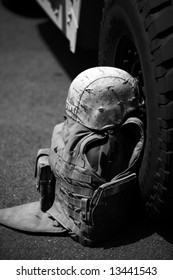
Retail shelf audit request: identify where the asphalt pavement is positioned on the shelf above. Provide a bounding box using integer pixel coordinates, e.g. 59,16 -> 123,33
0,0 -> 173,260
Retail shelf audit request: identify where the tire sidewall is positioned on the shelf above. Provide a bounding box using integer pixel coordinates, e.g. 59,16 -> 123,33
99,0 -> 159,200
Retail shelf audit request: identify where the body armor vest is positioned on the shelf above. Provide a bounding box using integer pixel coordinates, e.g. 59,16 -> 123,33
48,117 -> 144,246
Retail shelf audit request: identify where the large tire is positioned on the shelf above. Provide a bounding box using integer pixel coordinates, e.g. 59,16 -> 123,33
99,0 -> 173,220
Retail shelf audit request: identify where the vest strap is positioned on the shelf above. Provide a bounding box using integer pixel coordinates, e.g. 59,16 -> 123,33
35,148 -> 50,178
58,149 -> 85,168
47,203 -> 82,237
55,161 -> 92,183
58,179 -> 94,197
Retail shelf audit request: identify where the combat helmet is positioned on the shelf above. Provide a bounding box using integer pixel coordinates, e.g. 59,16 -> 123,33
66,66 -> 141,131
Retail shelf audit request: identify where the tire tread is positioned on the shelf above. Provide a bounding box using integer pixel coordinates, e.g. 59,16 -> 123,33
99,0 -> 173,220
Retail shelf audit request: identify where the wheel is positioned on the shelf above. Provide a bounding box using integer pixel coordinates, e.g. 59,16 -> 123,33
99,0 -> 173,220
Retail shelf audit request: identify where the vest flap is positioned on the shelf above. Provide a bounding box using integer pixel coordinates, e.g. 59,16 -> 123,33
89,173 -> 137,226
0,201 -> 66,233
91,172 -> 137,206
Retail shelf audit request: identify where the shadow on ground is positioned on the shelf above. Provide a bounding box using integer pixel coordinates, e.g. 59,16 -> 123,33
2,0 -> 98,79
155,221 -> 173,244
0,212 -> 155,249
37,20 -> 98,79
2,0 -> 46,18
104,219 -> 173,249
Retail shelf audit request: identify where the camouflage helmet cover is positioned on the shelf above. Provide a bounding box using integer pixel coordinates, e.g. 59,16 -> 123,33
66,67 -> 141,130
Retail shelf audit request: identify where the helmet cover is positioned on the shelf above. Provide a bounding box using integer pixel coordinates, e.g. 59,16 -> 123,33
66,67 -> 141,130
